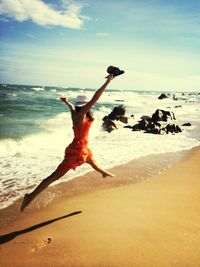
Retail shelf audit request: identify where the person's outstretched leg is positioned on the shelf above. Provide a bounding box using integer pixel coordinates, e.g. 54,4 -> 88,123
86,157 -> 115,178
20,168 -> 66,212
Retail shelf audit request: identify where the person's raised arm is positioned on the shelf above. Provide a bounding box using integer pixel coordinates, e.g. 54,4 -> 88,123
60,96 -> 75,113
81,75 -> 113,114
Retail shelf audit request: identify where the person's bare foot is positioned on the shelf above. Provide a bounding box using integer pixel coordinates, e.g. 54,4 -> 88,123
20,193 -> 32,212
102,171 -> 115,178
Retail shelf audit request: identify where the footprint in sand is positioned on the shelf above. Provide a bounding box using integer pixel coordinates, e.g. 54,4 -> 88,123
31,237 -> 51,252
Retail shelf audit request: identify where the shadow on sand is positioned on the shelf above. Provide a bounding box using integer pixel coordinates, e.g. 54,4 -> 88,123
0,211 -> 82,244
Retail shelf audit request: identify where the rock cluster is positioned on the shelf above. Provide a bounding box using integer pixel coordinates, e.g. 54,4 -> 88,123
102,104 -> 193,135
125,109 -> 182,135
102,105 -> 128,133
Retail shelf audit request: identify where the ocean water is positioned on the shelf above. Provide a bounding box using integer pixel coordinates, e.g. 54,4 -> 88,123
0,84 -> 200,209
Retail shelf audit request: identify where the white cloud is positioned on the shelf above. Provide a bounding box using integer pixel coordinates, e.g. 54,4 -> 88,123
0,0 -> 89,29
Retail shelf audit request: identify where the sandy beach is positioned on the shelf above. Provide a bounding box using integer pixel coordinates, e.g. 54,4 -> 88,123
0,146 -> 200,267
1,1 -> 200,266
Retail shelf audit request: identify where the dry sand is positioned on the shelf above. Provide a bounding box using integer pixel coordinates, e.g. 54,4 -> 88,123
0,147 -> 200,267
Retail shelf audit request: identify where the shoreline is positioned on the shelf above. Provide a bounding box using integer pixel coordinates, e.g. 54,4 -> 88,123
0,147 -> 190,227
0,146 -> 195,228
0,145 -> 200,266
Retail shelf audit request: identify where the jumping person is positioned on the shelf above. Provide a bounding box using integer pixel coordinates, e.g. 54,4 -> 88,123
21,74 -> 114,211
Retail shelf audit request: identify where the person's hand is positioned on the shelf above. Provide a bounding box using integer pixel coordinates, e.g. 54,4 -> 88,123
106,74 -> 114,82
60,95 -> 67,102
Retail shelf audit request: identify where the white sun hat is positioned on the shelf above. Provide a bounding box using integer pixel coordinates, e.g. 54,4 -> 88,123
75,95 -> 88,107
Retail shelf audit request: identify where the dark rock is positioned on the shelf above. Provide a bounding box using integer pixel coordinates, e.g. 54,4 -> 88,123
174,105 -> 182,108
103,105 -> 126,121
111,105 -> 126,117
115,99 -> 124,102
102,118 -> 117,133
173,94 -> 178,100
103,105 -> 128,122
102,105 -> 129,133
131,124 -> 141,131
141,115 -> 151,121
131,119 -> 161,133
124,125 -> 133,129
182,123 -> 191,126
158,93 -> 169,100
166,124 -> 182,134
152,109 -> 176,122
119,116 -> 128,124
132,120 -> 147,131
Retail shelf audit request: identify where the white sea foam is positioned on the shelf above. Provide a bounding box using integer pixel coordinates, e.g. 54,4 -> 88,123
31,87 -> 44,91
0,90 -> 200,209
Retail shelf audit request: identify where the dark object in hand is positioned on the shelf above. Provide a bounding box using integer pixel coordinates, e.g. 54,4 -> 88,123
106,66 -> 125,78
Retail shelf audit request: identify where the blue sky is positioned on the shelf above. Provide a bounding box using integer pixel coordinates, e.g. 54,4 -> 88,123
0,0 -> 200,91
